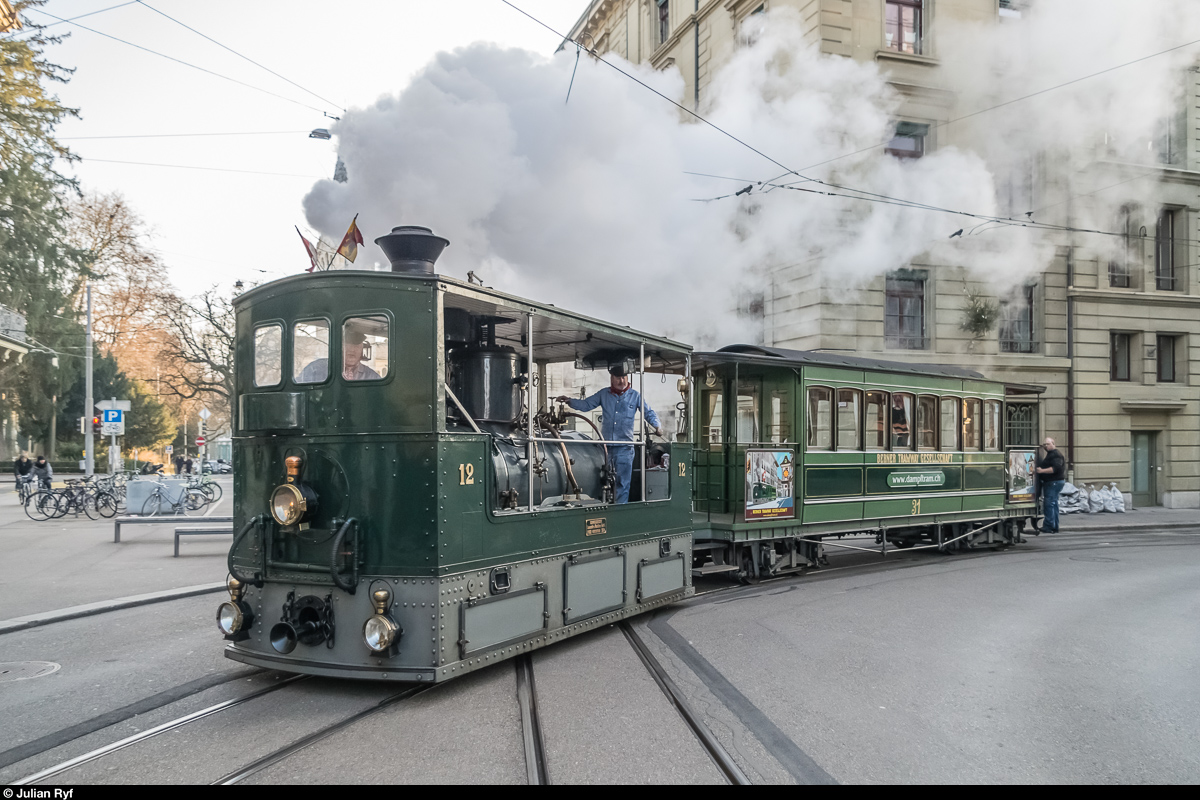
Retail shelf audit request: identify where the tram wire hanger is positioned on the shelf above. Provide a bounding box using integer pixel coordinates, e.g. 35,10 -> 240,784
501,1 -> 1200,246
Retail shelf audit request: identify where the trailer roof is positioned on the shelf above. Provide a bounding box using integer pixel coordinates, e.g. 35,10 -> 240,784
698,344 -> 991,380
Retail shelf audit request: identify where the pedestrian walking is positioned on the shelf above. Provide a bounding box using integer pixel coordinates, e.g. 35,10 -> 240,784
184,457 -> 194,475
174,456 -> 184,475
1035,437 -> 1067,533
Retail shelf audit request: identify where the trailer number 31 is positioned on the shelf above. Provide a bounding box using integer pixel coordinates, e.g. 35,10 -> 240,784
458,463 -> 475,485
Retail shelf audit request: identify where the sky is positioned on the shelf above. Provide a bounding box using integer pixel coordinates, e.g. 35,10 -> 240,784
26,0 -> 590,295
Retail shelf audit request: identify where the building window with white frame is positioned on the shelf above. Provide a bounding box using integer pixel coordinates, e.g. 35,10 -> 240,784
1110,332 -> 1132,382
885,0 -> 923,55
1156,334 -> 1179,383
885,271 -> 928,350
657,0 -> 670,45
999,284 -> 1036,353
886,122 -> 928,159
1156,207 -> 1182,291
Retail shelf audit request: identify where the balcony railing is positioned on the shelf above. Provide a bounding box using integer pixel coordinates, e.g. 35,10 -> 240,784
885,335 -> 928,350
999,338 -> 1039,354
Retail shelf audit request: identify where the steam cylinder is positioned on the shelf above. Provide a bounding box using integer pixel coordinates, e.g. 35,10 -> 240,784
450,347 -> 522,423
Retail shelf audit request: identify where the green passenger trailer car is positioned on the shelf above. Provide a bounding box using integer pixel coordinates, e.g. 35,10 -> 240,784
220,226 -> 693,682
691,345 -> 1044,581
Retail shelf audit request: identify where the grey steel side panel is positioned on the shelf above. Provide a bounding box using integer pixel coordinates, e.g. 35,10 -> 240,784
564,552 -> 625,623
461,587 -> 546,656
638,554 -> 685,603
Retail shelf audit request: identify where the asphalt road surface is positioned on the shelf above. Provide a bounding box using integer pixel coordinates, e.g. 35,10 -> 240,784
1,519 -> 1197,784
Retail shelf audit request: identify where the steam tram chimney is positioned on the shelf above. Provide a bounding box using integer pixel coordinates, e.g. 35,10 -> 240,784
374,225 -> 450,274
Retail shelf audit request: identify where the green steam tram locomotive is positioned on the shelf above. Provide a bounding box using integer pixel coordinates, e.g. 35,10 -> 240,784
221,226 -> 694,682
218,225 -> 1043,682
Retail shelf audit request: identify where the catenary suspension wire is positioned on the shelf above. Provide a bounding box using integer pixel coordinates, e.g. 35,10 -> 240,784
60,130 -> 310,140
30,9 -> 334,116
80,156 -> 324,179
135,1 -> 344,113
503,2 -> 1200,241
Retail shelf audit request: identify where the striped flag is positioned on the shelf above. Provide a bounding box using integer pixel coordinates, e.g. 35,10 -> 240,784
336,214 -> 364,263
296,227 -> 321,273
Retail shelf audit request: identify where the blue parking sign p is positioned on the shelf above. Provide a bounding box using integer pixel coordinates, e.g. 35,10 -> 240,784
103,409 -> 123,423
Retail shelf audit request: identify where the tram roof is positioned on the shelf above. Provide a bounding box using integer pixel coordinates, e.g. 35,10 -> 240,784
697,344 -> 994,381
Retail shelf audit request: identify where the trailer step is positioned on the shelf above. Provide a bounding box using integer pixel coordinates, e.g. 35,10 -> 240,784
692,564 -> 740,577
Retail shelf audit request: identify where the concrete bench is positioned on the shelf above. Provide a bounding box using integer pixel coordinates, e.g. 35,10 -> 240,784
174,525 -> 234,557
113,515 -> 233,543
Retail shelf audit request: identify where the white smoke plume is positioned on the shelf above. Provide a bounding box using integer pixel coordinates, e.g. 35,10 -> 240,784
304,2 -> 1197,346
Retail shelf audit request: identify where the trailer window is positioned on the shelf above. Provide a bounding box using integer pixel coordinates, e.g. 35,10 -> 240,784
253,324 -> 282,387
984,400 -> 1002,451
836,388 -> 861,450
963,398 -> 982,451
806,387 -> 832,450
342,316 -> 390,381
916,395 -> 938,450
293,320 -> 331,383
940,397 -> 959,450
865,391 -> 888,450
891,392 -> 914,450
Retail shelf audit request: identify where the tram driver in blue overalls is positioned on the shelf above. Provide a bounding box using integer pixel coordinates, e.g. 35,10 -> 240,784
556,363 -> 663,504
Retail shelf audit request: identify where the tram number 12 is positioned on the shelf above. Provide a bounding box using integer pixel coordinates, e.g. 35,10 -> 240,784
458,463 -> 475,485
911,499 -> 921,515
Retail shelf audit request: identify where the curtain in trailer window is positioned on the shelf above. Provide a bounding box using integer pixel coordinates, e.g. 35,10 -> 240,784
865,391 -> 887,450
940,398 -> 959,450
984,400 -> 1001,451
806,388 -> 832,449
769,391 -> 792,443
916,395 -> 937,450
836,389 -> 861,450
963,398 -> 982,451
737,393 -> 760,444
891,393 -> 914,450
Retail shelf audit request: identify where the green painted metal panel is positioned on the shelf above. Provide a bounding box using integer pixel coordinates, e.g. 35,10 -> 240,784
864,495 -> 961,518
240,393 -> 305,431
461,589 -> 545,654
864,372 -> 961,392
962,379 -> 1003,396
963,452 -> 1003,463
964,465 -> 1004,490
802,501 -> 864,523
638,555 -> 686,602
805,367 -> 865,383
962,493 -> 1004,511
565,553 -> 625,622
803,452 -> 867,464
804,466 -> 864,497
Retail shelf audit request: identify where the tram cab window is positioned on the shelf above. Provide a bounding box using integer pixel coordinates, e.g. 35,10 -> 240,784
836,388 -> 861,450
737,392 -> 760,444
963,398 -> 982,451
984,400 -> 1002,451
940,397 -> 959,450
293,320 -> 331,383
891,393 -> 914,450
806,387 -> 832,450
865,390 -> 888,450
702,390 -> 723,447
916,395 -> 938,450
341,316 -> 390,381
253,324 -> 283,387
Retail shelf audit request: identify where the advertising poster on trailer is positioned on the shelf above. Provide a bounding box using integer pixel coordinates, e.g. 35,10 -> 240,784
1007,448 -> 1037,502
745,449 -> 795,521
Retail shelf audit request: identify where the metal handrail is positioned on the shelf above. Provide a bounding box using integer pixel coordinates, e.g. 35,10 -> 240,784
228,515 -> 264,587
330,517 -> 359,593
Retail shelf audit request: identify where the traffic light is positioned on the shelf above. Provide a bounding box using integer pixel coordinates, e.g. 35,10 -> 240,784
91,416 -> 102,434
79,416 -> 87,434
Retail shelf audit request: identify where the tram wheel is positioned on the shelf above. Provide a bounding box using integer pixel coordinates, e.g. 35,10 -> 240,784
739,549 -> 759,585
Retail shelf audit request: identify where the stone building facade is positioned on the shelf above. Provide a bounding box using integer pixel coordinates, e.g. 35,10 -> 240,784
567,0 -> 1200,508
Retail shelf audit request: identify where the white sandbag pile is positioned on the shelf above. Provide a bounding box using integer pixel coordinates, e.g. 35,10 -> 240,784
1058,482 -> 1089,514
1109,482 -> 1126,512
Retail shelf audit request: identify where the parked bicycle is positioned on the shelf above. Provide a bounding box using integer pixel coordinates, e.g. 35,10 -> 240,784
140,480 -> 205,517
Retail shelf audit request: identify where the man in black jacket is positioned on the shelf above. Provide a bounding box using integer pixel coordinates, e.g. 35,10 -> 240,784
1035,437 -> 1067,533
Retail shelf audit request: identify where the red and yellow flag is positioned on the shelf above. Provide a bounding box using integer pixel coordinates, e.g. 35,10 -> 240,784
296,227 -> 321,272
336,214 -> 364,263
